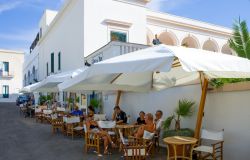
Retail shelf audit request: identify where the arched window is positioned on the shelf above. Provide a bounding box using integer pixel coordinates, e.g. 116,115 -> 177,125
202,39 -> 219,52
159,31 -> 178,46
221,44 -> 232,55
181,36 -> 200,48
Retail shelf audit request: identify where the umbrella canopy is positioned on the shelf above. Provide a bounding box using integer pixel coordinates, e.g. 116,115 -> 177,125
58,44 -> 250,92
19,82 -> 42,93
58,44 -> 250,139
31,68 -> 86,92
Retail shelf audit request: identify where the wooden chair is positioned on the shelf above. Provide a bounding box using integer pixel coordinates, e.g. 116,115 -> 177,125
42,109 -> 52,124
51,117 -> 64,134
119,129 -> 154,160
83,124 -> 101,155
153,129 -> 161,152
193,129 -> 224,160
35,108 -> 43,122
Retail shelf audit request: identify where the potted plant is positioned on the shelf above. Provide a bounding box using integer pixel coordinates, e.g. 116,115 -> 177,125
163,99 -> 196,137
90,98 -> 101,113
66,97 -> 74,111
163,99 -> 196,156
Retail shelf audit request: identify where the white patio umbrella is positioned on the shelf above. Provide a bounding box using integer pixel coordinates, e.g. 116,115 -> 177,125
19,82 -> 42,93
58,44 -> 250,138
30,67 -> 86,92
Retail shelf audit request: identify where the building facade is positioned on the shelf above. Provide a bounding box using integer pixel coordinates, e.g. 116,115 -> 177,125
0,50 -> 24,102
22,1 -> 250,159
23,0 -> 233,86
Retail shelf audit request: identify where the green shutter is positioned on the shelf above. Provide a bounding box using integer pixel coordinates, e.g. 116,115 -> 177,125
51,53 -> 54,73
2,85 -> 9,98
58,52 -> 61,70
46,62 -> 49,76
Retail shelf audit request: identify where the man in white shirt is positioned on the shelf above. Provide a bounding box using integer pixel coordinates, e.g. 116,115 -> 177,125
154,110 -> 164,133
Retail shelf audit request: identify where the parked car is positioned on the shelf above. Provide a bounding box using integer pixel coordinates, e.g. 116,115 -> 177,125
16,95 -> 30,106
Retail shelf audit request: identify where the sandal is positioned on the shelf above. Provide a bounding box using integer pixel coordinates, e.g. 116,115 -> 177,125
104,146 -> 112,155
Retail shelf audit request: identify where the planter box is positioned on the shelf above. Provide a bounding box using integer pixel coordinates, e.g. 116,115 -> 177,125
209,81 -> 250,93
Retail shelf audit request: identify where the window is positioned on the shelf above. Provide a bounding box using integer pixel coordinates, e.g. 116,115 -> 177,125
46,62 -> 49,76
2,85 -> 9,98
0,62 -> 9,76
111,31 -> 127,42
58,52 -> 61,71
51,53 -> 54,73
3,62 -> 9,72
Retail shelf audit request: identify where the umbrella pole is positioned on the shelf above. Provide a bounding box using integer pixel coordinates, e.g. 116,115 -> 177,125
194,77 -> 209,139
115,90 -> 122,106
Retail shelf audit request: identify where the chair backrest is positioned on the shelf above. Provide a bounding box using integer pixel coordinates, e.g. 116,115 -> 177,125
97,121 -> 116,129
119,129 -> 126,145
43,109 -> 52,115
94,114 -> 106,121
143,130 -> 155,140
201,129 -> 224,141
64,116 -> 80,124
35,108 -> 42,113
56,107 -> 65,112
51,114 -> 58,120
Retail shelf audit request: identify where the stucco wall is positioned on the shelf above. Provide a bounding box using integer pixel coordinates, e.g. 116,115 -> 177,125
102,85 -> 250,160
39,0 -> 84,80
205,90 -> 250,160
84,0 -> 147,57
0,51 -> 24,102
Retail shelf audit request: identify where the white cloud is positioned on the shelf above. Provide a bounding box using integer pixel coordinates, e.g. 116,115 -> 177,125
147,0 -> 194,12
0,28 -> 38,53
0,1 -> 21,14
0,29 -> 37,42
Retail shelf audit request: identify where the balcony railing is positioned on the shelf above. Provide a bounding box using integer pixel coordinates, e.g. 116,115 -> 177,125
29,32 -> 40,53
85,41 -> 149,65
0,71 -> 14,79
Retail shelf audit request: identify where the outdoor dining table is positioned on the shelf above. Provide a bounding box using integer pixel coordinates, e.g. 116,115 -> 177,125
115,124 -> 140,137
163,136 -> 197,160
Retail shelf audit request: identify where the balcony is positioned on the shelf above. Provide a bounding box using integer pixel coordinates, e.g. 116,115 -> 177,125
29,32 -> 40,53
85,41 -> 149,65
0,71 -> 14,79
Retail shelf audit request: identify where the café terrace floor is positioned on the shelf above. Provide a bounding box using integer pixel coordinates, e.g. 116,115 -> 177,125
0,103 -> 166,160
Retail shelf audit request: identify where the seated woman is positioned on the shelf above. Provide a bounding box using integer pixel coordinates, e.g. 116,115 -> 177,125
70,105 -> 83,116
86,113 -> 116,154
134,111 -> 146,125
134,113 -> 155,139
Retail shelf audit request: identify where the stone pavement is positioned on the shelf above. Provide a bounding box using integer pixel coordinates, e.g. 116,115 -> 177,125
0,103 -> 166,160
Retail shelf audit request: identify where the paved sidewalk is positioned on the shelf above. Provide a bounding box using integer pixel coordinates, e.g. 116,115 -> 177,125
0,103 -> 166,160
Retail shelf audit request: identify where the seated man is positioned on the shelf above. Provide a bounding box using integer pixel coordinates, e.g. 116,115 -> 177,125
112,106 -> 127,124
154,110 -> 164,134
134,113 -> 155,138
70,105 -> 83,116
134,111 -> 146,125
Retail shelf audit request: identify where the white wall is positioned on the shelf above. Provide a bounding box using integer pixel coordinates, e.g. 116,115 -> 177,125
38,0 -> 84,80
84,0 -> 148,56
0,51 -> 24,102
103,84 -> 201,128
204,90 -> 250,160
103,85 -> 250,159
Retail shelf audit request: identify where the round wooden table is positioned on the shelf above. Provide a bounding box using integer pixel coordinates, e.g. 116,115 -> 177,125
163,136 -> 197,160
116,124 -> 140,136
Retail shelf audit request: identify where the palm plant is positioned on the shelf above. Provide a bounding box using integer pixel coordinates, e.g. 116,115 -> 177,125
229,18 -> 250,59
210,19 -> 250,88
164,99 -> 195,131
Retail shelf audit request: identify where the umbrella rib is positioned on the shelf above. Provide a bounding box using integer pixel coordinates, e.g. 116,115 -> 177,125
110,73 -> 123,84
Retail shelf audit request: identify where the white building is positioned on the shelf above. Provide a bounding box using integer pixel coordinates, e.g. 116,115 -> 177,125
0,49 -> 24,102
24,0 -> 233,85
23,0 -> 250,159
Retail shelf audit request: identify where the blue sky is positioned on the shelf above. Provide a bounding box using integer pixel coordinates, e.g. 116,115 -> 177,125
0,0 -> 249,53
